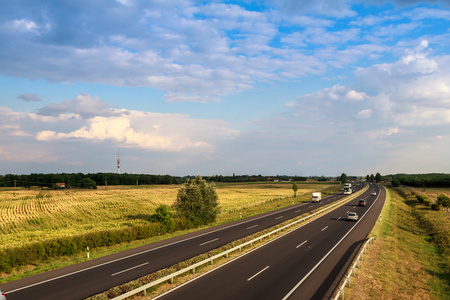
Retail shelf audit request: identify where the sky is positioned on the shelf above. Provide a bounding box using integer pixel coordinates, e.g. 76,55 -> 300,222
1,0 -> 450,177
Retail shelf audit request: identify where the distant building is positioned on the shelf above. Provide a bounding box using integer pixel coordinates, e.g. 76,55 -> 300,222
56,183 -> 65,188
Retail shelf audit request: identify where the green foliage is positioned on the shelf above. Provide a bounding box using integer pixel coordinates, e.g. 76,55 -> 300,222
370,174 -> 375,182
150,205 -> 175,232
78,178 -> 97,189
431,203 -> 441,211
392,178 -> 400,187
292,182 -> 299,198
339,173 -> 347,184
437,194 -> 450,208
375,172 -> 382,182
417,195 -> 427,203
0,221 -> 182,272
386,173 -> 450,188
174,175 -> 220,226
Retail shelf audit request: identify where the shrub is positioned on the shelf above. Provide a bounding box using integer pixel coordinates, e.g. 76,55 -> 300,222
431,203 -> 441,211
174,175 -> 220,226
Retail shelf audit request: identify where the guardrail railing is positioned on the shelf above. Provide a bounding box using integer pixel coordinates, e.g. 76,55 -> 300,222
333,235 -> 376,300
112,185 -> 368,300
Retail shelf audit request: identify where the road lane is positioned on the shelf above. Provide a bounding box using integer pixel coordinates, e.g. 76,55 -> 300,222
2,184 -> 365,300
155,184 -> 383,300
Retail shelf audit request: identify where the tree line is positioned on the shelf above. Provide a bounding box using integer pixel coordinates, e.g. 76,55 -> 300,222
384,173 -> 450,187
0,173 -> 335,189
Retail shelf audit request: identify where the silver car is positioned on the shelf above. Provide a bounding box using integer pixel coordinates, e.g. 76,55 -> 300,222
347,212 -> 358,221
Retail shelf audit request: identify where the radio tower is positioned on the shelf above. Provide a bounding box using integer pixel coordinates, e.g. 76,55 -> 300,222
117,149 -> 120,174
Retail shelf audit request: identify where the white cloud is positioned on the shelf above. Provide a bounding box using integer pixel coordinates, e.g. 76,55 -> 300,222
357,109 -> 372,118
32,95 -> 239,152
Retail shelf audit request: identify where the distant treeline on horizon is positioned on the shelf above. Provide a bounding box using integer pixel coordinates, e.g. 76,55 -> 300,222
383,173 -> 450,188
0,173 -> 334,188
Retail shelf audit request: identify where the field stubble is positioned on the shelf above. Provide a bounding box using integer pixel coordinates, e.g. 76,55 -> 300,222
0,183 -> 336,250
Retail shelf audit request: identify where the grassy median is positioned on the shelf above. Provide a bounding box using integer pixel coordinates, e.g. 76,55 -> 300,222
345,186 -> 450,299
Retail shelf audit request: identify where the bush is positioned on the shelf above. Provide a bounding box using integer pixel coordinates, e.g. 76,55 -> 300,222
431,203 -> 441,211
417,195 -> 427,203
174,175 -> 220,226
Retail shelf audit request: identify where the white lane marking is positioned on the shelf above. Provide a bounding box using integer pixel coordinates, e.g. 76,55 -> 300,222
276,216 -> 284,220
321,226 -> 328,231
353,206 -> 356,208
247,266 -> 270,281
200,238 -> 219,246
282,185 -> 384,300
295,210 -> 301,213
296,240 -> 307,249
309,205 -> 313,208
337,217 -> 341,221
111,262 -> 149,276
6,191 -> 341,294
247,225 -> 258,230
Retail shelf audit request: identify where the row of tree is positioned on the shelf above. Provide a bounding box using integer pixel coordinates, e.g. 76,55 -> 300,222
0,173 -> 338,189
384,173 -> 450,187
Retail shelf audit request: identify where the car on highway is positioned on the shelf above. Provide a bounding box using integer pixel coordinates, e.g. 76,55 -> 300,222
359,200 -> 367,207
371,192 -> 377,196
347,212 -> 358,221
0,288 -> 6,300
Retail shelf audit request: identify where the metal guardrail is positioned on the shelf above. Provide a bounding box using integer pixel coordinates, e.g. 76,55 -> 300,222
112,185 -> 368,300
333,236 -> 376,300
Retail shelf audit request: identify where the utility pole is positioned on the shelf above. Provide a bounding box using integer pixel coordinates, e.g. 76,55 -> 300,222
117,149 -> 120,174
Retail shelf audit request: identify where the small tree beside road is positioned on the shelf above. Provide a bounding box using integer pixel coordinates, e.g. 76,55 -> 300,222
292,182 -> 299,198
174,175 -> 220,226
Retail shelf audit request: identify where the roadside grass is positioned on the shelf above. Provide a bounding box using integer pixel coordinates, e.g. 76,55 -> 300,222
345,186 -> 450,299
0,182 -> 340,282
87,184 -> 363,300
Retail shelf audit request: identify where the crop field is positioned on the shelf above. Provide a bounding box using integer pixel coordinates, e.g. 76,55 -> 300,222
0,182 -> 337,250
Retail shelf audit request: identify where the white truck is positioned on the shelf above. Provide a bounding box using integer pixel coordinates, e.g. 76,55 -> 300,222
312,192 -> 321,202
343,183 -> 352,195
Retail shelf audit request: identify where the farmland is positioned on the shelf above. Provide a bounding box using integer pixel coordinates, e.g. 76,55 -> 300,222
0,182 -> 338,250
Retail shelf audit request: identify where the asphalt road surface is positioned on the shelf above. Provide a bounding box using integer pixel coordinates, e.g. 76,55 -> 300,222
155,183 -> 384,300
1,183 -> 366,300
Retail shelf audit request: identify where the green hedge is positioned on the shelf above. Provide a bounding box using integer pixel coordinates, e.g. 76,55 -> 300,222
0,219 -> 193,273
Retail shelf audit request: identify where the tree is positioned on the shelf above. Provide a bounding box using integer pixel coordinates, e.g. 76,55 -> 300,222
375,172 -> 382,182
150,205 -> 175,231
437,194 -> 450,213
173,175 -> 220,226
370,174 -> 375,182
340,173 -> 347,184
78,178 -> 97,189
292,182 -> 299,198
392,178 -> 400,187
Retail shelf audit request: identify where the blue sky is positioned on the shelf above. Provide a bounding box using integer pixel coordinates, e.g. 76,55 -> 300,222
1,0 -> 450,176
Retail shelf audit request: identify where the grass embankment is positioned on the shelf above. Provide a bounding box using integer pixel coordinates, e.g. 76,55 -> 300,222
345,186 -> 450,299
0,182 -> 340,282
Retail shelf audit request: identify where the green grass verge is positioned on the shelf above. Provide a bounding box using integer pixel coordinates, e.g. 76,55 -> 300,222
345,186 -> 450,299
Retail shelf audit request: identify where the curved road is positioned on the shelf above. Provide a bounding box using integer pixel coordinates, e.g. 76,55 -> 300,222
1,183 -> 365,300
155,183 -> 384,300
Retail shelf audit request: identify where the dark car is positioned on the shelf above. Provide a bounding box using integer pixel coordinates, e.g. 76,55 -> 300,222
359,200 -> 367,207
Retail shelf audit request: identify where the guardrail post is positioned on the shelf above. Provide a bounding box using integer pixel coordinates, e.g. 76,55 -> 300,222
170,277 -> 174,284
340,288 -> 344,300
347,276 -> 351,287
193,267 -> 196,274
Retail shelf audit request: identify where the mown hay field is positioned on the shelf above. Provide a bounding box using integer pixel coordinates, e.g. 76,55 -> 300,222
0,182 -> 336,250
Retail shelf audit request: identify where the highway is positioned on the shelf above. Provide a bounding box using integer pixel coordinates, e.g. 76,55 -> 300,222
155,183 -> 384,300
1,183 -> 365,300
